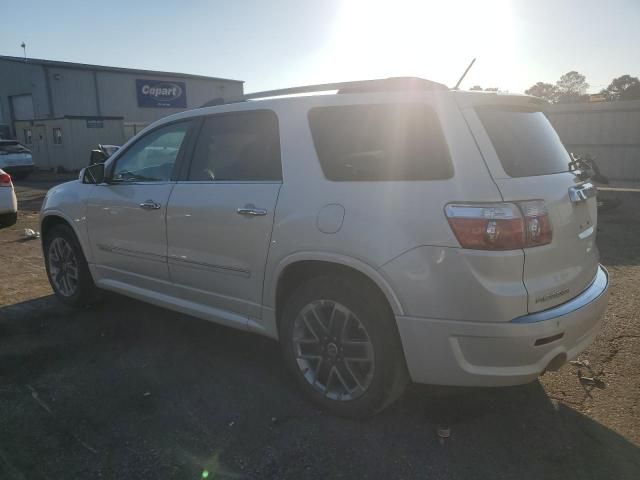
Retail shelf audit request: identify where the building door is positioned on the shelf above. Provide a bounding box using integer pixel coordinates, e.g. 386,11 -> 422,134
33,125 -> 50,168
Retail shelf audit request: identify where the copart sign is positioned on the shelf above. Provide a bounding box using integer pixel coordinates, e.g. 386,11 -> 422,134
136,79 -> 187,108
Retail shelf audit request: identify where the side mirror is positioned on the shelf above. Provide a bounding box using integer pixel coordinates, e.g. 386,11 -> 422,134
81,162 -> 105,184
90,149 -> 108,165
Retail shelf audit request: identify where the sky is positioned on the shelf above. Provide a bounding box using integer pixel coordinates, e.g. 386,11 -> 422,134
1,0 -> 638,94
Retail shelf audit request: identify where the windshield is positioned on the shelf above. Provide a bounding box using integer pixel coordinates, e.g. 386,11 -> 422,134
0,142 -> 30,154
476,107 -> 570,178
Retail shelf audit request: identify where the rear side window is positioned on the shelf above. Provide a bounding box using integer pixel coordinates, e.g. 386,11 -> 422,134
188,110 -> 282,182
308,104 -> 452,181
476,107 -> 570,177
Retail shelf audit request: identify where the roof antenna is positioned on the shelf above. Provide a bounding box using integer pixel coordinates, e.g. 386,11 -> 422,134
453,58 -> 476,90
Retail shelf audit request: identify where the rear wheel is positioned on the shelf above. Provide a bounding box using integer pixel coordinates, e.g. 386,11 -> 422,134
280,276 -> 408,417
43,224 -> 98,306
0,211 -> 17,227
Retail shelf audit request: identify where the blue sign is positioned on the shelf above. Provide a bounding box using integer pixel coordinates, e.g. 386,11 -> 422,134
136,79 -> 187,108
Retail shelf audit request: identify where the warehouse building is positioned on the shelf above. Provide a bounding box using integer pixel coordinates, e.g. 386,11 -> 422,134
0,55 -> 243,170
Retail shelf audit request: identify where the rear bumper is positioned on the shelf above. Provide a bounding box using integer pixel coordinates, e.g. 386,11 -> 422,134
3,165 -> 34,175
0,188 -> 18,214
396,265 -> 609,386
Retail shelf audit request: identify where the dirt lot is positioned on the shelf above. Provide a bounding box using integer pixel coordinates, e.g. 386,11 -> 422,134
1,176 -> 639,479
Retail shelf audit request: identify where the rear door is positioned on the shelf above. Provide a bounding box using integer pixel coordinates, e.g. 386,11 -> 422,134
461,97 -> 599,313
166,110 -> 282,320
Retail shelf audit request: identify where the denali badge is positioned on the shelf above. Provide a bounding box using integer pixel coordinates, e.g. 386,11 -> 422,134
535,288 -> 570,303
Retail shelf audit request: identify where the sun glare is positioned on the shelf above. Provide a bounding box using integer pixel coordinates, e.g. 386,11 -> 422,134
322,0 -> 515,88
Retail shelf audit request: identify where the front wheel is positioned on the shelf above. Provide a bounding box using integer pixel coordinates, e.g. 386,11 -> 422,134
43,224 -> 98,306
279,276 -> 408,417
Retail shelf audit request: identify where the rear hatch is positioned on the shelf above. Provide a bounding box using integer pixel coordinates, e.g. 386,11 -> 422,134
0,141 -> 32,167
458,93 -> 599,313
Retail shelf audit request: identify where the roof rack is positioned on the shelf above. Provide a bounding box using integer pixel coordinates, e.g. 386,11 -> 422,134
200,77 -> 447,108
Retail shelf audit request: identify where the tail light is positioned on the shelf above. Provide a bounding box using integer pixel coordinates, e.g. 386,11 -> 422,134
445,201 -> 552,250
0,172 -> 12,187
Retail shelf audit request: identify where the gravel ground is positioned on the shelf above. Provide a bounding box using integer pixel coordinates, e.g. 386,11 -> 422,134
0,177 -> 638,479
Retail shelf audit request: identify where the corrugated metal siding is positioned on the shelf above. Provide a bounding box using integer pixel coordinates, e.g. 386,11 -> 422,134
0,59 -> 51,121
95,71 -> 243,123
546,100 -> 640,181
49,68 -> 99,117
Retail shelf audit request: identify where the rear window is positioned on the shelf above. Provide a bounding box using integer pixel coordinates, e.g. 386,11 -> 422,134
476,107 -> 570,177
0,142 -> 29,154
308,104 -> 452,181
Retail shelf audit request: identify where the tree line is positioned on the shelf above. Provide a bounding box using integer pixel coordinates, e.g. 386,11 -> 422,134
471,72 -> 640,103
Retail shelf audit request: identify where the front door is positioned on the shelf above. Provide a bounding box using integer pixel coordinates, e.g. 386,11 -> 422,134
34,125 -> 49,168
167,110 -> 282,319
87,120 -> 194,290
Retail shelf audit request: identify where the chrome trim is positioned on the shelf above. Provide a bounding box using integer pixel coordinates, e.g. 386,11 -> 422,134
578,225 -> 595,240
168,255 -> 251,277
511,265 -> 608,324
97,244 -> 166,263
237,205 -> 268,216
568,182 -> 597,203
139,200 -> 161,210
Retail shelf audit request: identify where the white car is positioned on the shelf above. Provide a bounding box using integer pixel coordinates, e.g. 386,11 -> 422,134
40,78 -> 609,416
0,140 -> 35,180
0,169 -> 18,227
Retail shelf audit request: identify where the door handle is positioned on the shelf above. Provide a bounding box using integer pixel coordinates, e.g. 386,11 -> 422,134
237,205 -> 267,216
139,200 -> 161,210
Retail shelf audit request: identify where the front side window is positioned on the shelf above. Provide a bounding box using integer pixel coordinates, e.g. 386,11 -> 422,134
111,121 -> 190,182
308,103 -> 452,181
52,127 -> 63,145
476,107 -> 570,178
187,110 -> 281,182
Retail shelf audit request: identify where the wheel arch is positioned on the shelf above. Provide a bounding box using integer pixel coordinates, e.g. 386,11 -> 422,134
268,253 -> 405,337
41,212 -> 91,261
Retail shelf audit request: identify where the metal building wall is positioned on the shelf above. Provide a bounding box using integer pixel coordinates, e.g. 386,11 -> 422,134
15,118 -> 126,170
1,56 -> 243,140
95,71 -> 243,123
546,100 -> 640,181
0,59 -> 52,124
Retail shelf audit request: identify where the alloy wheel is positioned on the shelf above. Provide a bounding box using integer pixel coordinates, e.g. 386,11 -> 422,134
292,300 -> 375,401
48,237 -> 79,297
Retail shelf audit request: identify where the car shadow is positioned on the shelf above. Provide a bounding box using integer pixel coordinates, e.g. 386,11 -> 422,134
1,294 -> 638,479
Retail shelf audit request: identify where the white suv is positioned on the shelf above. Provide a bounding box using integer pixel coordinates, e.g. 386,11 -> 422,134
41,78 -> 609,417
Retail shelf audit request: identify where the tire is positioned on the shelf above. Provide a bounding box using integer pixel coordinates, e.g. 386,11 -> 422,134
0,211 -> 17,227
43,223 -> 98,306
279,276 -> 409,417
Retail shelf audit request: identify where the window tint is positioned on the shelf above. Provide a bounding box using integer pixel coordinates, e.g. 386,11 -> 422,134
112,121 -> 190,182
476,107 -> 570,177
188,110 -> 281,181
308,104 -> 452,181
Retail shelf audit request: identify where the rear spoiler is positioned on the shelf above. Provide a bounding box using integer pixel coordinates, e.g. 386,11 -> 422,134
453,91 -> 548,110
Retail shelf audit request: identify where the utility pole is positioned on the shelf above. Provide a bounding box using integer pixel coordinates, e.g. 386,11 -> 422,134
21,42 -> 27,61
